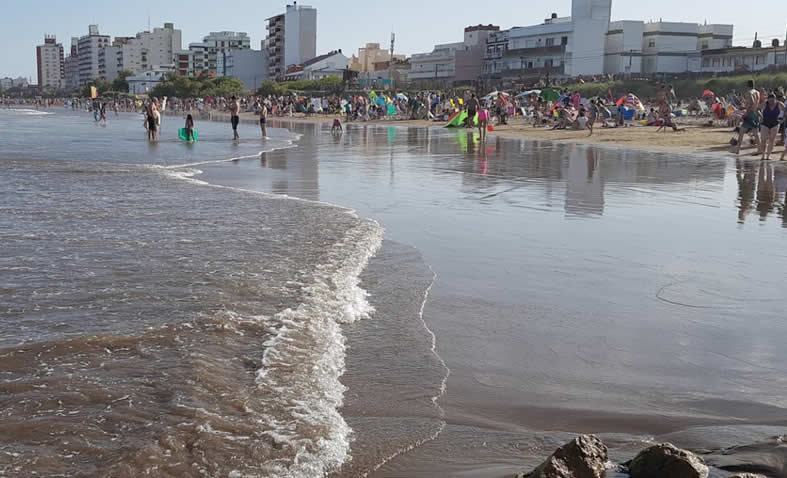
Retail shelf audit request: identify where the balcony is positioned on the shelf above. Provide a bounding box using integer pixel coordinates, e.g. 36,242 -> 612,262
484,50 -> 504,60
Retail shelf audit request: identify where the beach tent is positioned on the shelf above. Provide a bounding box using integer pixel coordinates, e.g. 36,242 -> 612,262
624,94 -> 645,112
444,111 -> 479,128
540,88 -> 560,102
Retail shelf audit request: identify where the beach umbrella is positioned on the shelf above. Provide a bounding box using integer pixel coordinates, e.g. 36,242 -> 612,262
540,88 -> 559,102
396,93 -> 408,101
702,89 -> 715,98
616,95 -> 626,106
624,93 -> 645,112
516,89 -> 541,98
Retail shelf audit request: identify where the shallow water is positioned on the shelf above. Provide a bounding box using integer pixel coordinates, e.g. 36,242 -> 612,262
201,121 -> 787,477
0,110 -> 391,477
3,109 -> 787,477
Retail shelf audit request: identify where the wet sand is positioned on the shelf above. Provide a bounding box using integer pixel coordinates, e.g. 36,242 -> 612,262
200,121 -> 787,477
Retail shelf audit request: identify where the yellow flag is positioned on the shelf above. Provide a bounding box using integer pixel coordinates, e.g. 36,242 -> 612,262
90,86 -> 98,99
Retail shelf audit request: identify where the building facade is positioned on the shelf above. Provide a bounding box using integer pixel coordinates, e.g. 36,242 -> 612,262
455,25 -> 499,82
37,35 -> 65,89
284,3 -> 317,69
283,50 -> 348,81
349,42 -> 405,72
221,50 -> 269,89
264,14 -> 286,79
127,66 -> 174,94
265,3 -> 318,79
200,32 -> 251,75
64,38 -> 80,90
409,42 -> 464,83
77,25 -> 110,86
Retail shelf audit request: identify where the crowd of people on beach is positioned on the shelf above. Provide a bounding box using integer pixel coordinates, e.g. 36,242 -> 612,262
4,76 -> 787,157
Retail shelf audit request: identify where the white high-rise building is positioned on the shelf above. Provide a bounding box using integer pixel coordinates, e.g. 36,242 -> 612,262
265,2 -> 317,79
284,3 -> 317,68
78,25 -> 110,85
137,23 -> 182,68
64,38 -> 80,91
37,35 -> 64,89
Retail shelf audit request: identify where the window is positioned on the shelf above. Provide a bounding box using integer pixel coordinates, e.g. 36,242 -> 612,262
648,39 -> 655,48
701,41 -> 709,49
545,59 -> 553,67
712,57 -> 719,67
527,61 -> 533,69
561,36 -> 568,46
546,38 -> 555,47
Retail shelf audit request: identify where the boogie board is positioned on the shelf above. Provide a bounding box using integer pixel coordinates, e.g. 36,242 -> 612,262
178,128 -> 198,141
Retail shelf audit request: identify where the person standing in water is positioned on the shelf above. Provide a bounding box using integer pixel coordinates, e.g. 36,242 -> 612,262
184,114 -> 195,142
259,101 -> 268,139
230,96 -> 240,140
146,102 -> 159,142
477,103 -> 489,142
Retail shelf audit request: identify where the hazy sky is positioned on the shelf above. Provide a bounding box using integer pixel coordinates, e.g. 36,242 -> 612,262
2,0 -> 785,79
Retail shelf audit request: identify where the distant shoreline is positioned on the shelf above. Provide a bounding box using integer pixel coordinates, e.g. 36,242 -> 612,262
204,110 -> 766,157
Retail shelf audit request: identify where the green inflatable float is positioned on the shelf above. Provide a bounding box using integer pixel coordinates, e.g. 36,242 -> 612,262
444,111 -> 478,128
178,128 -> 198,142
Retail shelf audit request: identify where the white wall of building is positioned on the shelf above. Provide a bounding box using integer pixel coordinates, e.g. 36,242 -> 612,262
569,0 -> 611,76
409,42 -> 463,80
78,25 -> 110,85
127,67 -> 172,94
37,37 -> 64,89
284,3 -> 317,67
604,21 -> 643,75
223,50 -> 269,89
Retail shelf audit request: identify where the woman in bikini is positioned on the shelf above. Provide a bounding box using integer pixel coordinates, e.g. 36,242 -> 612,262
760,93 -> 784,160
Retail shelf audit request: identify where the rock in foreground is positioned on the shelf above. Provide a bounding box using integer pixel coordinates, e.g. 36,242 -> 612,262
627,443 -> 709,478
727,474 -> 767,478
517,434 -> 608,478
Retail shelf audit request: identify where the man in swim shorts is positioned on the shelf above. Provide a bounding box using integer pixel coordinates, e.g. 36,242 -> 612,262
230,96 -> 240,140
734,80 -> 761,155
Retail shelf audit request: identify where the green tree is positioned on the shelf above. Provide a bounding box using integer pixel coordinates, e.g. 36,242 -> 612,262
111,70 -> 134,93
79,78 -> 112,97
257,80 -> 287,97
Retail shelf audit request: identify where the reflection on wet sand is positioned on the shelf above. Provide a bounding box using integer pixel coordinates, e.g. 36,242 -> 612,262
736,159 -> 787,225
208,121 -> 787,477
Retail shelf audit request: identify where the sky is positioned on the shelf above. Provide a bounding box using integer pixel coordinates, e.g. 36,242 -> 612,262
2,0 -> 785,80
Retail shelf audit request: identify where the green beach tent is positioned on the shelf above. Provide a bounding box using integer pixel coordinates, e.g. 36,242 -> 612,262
444,111 -> 478,128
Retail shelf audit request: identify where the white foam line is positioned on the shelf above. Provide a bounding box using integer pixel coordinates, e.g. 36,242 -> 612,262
155,141 -> 298,170
361,266 -> 451,477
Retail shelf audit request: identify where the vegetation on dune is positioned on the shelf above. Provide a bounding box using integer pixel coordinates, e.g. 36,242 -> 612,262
561,72 -> 787,100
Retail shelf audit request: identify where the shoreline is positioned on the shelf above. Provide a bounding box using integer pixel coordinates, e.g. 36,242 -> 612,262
204,110 -> 779,157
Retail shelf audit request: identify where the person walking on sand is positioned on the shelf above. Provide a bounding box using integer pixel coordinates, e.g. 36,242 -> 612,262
466,93 -> 479,129
735,80 -> 762,155
760,93 -> 784,160
587,99 -> 599,136
230,96 -> 240,140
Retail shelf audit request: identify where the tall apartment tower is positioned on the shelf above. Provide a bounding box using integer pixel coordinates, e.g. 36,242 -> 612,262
36,35 -> 65,89
284,2 -> 317,67
265,2 -> 317,79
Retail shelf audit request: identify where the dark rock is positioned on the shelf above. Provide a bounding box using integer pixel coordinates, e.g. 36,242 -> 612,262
627,443 -> 709,478
517,434 -> 608,478
727,474 -> 768,478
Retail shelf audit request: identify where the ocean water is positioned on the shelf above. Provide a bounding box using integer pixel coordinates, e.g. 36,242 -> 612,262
3,109 -> 787,478
0,109 -> 403,477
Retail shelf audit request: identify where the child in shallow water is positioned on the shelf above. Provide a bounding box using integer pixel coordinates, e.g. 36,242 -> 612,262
184,114 -> 195,141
